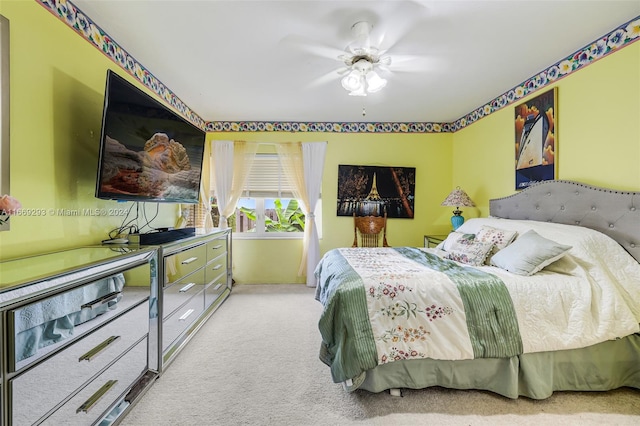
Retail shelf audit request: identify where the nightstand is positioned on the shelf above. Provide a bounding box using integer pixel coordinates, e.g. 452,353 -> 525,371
424,234 -> 449,248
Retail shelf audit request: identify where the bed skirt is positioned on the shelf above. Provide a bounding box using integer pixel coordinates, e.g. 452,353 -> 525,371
356,333 -> 640,399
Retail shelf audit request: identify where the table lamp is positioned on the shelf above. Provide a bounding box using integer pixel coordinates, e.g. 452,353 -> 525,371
441,187 -> 475,230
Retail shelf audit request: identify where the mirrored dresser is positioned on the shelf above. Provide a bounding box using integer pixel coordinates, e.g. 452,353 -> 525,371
149,228 -> 232,371
0,246 -> 159,425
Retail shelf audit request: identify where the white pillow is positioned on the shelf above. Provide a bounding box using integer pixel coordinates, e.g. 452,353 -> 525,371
490,230 -> 572,276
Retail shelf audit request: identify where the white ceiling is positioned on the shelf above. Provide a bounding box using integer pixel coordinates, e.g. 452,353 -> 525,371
71,0 -> 640,124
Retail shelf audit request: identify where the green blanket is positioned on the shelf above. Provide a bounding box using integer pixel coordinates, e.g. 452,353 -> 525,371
315,247 -> 522,384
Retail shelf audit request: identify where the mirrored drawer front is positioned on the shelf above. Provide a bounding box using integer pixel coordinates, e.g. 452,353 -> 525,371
163,268 -> 206,319
10,271 -> 150,371
26,338 -> 148,426
162,291 -> 204,352
205,255 -> 227,285
164,244 -> 207,286
206,238 -> 227,262
205,274 -> 228,310
11,302 -> 149,424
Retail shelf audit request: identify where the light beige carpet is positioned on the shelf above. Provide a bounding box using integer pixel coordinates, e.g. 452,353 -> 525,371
120,284 -> 640,426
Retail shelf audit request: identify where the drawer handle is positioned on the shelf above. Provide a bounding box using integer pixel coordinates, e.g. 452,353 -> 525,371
179,283 -> 196,292
181,257 -> 198,265
213,283 -> 222,291
79,336 -> 121,362
76,379 -> 118,413
179,309 -> 195,321
211,244 -> 222,249
81,291 -> 122,309
211,264 -> 222,271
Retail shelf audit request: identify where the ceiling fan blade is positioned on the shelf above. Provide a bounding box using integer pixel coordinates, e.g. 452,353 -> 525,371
280,34 -> 345,61
385,54 -> 445,73
306,68 -> 346,89
378,56 -> 392,66
367,1 -> 436,53
336,66 -> 351,75
371,26 -> 410,53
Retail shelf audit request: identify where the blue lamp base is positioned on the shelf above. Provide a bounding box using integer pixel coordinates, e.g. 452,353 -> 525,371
450,210 -> 465,230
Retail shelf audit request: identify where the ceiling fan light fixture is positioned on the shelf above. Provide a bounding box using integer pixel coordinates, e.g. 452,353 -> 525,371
348,82 -> 367,97
341,70 -> 362,92
338,21 -> 390,97
365,70 -> 387,93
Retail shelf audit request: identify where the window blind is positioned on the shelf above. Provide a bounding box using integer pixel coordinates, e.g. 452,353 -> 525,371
243,154 -> 295,198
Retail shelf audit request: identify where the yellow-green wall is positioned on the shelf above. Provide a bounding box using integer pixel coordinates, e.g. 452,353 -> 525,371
0,1 -> 178,260
210,132 -> 453,283
1,2 -> 638,286
453,41 -> 640,216
217,41 -> 640,284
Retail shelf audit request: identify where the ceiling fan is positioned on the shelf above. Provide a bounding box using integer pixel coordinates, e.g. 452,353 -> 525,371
284,17 -> 435,98
337,21 -> 391,96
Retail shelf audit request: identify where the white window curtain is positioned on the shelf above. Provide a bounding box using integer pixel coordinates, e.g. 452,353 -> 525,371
196,186 -> 214,228
211,140 -> 258,229
276,141 -> 327,287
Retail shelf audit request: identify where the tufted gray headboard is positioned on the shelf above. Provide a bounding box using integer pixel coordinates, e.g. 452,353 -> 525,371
489,180 -> 640,263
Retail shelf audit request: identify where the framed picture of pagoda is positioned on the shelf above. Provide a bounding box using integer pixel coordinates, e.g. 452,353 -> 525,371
337,164 -> 416,218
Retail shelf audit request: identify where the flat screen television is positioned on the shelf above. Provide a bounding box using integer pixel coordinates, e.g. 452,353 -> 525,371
95,70 -> 205,204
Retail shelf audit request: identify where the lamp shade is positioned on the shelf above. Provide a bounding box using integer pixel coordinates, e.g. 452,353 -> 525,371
441,187 -> 475,230
441,187 -> 475,208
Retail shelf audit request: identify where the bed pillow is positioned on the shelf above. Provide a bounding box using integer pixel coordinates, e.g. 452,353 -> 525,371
436,231 -> 476,251
475,225 -> 518,264
475,225 -> 517,251
490,229 -> 572,275
444,239 -> 494,266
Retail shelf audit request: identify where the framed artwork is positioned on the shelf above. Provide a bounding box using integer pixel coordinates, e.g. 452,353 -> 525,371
0,15 -> 10,231
514,87 -> 557,190
337,164 -> 415,218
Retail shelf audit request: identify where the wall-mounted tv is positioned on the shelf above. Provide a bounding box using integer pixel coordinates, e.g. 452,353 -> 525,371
95,70 -> 205,204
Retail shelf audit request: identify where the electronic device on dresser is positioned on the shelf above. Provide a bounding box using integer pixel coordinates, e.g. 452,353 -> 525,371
95,70 -> 206,204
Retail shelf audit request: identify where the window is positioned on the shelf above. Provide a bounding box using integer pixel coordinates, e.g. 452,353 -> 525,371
211,153 -> 322,239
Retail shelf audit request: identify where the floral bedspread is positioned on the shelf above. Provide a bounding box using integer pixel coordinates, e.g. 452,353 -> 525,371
315,247 -> 522,383
346,247 -> 523,362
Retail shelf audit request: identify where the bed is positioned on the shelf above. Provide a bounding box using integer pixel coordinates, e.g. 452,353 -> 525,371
315,180 -> 640,399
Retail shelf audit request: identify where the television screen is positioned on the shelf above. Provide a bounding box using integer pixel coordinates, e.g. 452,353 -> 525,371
95,70 -> 205,204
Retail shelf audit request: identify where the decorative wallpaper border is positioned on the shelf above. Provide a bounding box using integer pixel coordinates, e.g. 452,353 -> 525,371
38,0 -> 206,130
38,0 -> 638,134
204,121 -> 453,133
451,15 -> 640,133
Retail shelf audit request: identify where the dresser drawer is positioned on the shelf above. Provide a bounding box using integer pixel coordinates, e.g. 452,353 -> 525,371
162,291 -> 204,352
206,237 -> 227,262
10,302 -> 149,425
36,338 -> 148,426
205,253 -> 227,284
164,243 -> 207,286
10,277 -> 150,371
163,267 -> 206,319
205,273 -> 228,309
